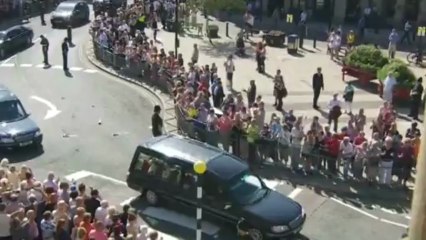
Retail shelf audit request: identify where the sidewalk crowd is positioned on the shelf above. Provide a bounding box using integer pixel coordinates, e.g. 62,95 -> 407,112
90,0 -> 421,191
0,159 -> 164,240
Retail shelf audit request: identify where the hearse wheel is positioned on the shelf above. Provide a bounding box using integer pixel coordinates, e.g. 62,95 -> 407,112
145,190 -> 158,205
248,228 -> 264,240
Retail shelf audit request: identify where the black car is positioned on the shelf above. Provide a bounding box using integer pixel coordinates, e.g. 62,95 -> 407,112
50,0 -> 90,28
0,26 -> 33,59
126,135 -> 306,240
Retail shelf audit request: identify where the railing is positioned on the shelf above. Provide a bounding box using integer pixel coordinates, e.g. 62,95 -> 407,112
91,40 -> 409,176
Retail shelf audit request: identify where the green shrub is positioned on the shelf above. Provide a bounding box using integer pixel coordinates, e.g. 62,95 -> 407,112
377,59 -> 417,88
345,45 -> 388,74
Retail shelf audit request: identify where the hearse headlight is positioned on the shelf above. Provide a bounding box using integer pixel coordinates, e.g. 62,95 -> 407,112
271,225 -> 289,233
0,133 -> 13,143
35,130 -> 42,137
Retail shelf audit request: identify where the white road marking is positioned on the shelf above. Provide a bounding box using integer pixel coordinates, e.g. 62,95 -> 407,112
52,65 -> 62,69
83,69 -> 98,73
35,64 -> 45,68
20,63 -> 33,67
120,197 -> 136,206
2,56 -> 15,65
30,95 -> 62,120
64,170 -> 92,182
33,37 -> 41,43
331,198 -> 408,228
288,188 -> 303,199
0,63 -> 14,67
405,215 -> 411,220
70,67 -> 83,71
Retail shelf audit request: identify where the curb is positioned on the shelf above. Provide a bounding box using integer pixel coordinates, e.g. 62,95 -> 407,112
84,41 -> 177,133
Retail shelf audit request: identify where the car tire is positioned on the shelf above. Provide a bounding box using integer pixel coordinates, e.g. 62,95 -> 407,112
0,49 -> 5,59
248,228 -> 264,240
145,190 -> 158,205
51,23 -> 56,29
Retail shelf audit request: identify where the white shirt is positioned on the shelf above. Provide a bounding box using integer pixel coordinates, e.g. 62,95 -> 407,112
384,76 -> 397,92
95,207 -> 108,225
328,99 -> 341,109
224,60 -> 234,73
246,14 -> 254,26
300,12 -> 307,22
43,179 -> 58,191
340,141 -> 354,156
0,213 -> 10,237
404,22 -> 411,31
291,127 -> 304,146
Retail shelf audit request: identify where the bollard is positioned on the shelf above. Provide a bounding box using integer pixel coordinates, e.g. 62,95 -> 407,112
313,38 -> 317,48
226,22 -> 229,37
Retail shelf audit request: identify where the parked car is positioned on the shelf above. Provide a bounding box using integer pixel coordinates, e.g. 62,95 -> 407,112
50,0 -> 90,28
0,25 -> 33,59
126,134 -> 306,240
0,85 -> 43,149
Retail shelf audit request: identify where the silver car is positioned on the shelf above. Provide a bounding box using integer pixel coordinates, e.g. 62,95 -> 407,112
0,85 -> 43,149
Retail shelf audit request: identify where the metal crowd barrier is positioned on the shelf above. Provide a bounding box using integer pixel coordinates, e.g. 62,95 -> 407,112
92,41 -> 409,176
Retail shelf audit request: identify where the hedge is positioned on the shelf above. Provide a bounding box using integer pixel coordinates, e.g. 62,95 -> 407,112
344,45 -> 388,74
377,59 -> 416,88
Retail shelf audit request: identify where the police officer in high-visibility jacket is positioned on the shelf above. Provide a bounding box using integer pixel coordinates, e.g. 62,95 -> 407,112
246,119 -> 259,168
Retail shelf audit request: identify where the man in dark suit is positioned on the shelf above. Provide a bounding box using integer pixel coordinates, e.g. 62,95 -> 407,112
61,38 -> 69,71
151,105 -> 163,137
40,35 -> 49,66
312,67 -> 324,109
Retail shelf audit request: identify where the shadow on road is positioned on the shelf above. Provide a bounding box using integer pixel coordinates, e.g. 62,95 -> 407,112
0,145 -> 44,163
255,166 -> 411,215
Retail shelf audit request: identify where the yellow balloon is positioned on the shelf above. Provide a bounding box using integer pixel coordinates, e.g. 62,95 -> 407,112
193,161 -> 207,174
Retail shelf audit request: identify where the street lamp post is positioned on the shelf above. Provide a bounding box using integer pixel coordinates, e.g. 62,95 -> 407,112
193,160 -> 207,240
408,88 -> 426,238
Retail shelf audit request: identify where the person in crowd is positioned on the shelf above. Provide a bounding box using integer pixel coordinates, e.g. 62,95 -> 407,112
409,77 -> 423,120
388,28 -> 399,59
255,42 -> 266,73
273,70 -> 287,111
224,55 -> 235,91
353,141 -> 368,180
151,105 -> 164,137
343,83 -> 355,114
340,136 -> 355,179
379,137 -> 396,185
312,67 -> 324,109
61,38 -> 69,71
290,119 -> 304,171
328,93 -> 342,132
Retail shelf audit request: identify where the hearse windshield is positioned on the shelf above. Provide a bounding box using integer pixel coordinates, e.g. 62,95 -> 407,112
228,173 -> 268,205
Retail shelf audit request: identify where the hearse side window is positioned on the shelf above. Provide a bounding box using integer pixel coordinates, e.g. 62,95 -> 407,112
147,157 -> 168,178
181,172 -> 196,190
133,152 -> 152,173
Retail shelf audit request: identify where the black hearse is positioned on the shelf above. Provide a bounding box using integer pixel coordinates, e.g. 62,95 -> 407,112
126,135 -> 306,240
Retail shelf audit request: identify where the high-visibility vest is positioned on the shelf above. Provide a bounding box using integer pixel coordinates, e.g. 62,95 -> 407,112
138,16 -> 145,23
246,125 -> 259,143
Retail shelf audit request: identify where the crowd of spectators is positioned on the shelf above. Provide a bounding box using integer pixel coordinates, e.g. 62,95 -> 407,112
0,159 -> 164,240
89,0 -> 420,188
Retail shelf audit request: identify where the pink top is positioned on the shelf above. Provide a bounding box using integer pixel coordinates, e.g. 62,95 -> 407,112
88,230 -> 108,240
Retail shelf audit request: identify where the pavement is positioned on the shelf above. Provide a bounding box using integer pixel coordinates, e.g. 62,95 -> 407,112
0,10 -> 413,240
